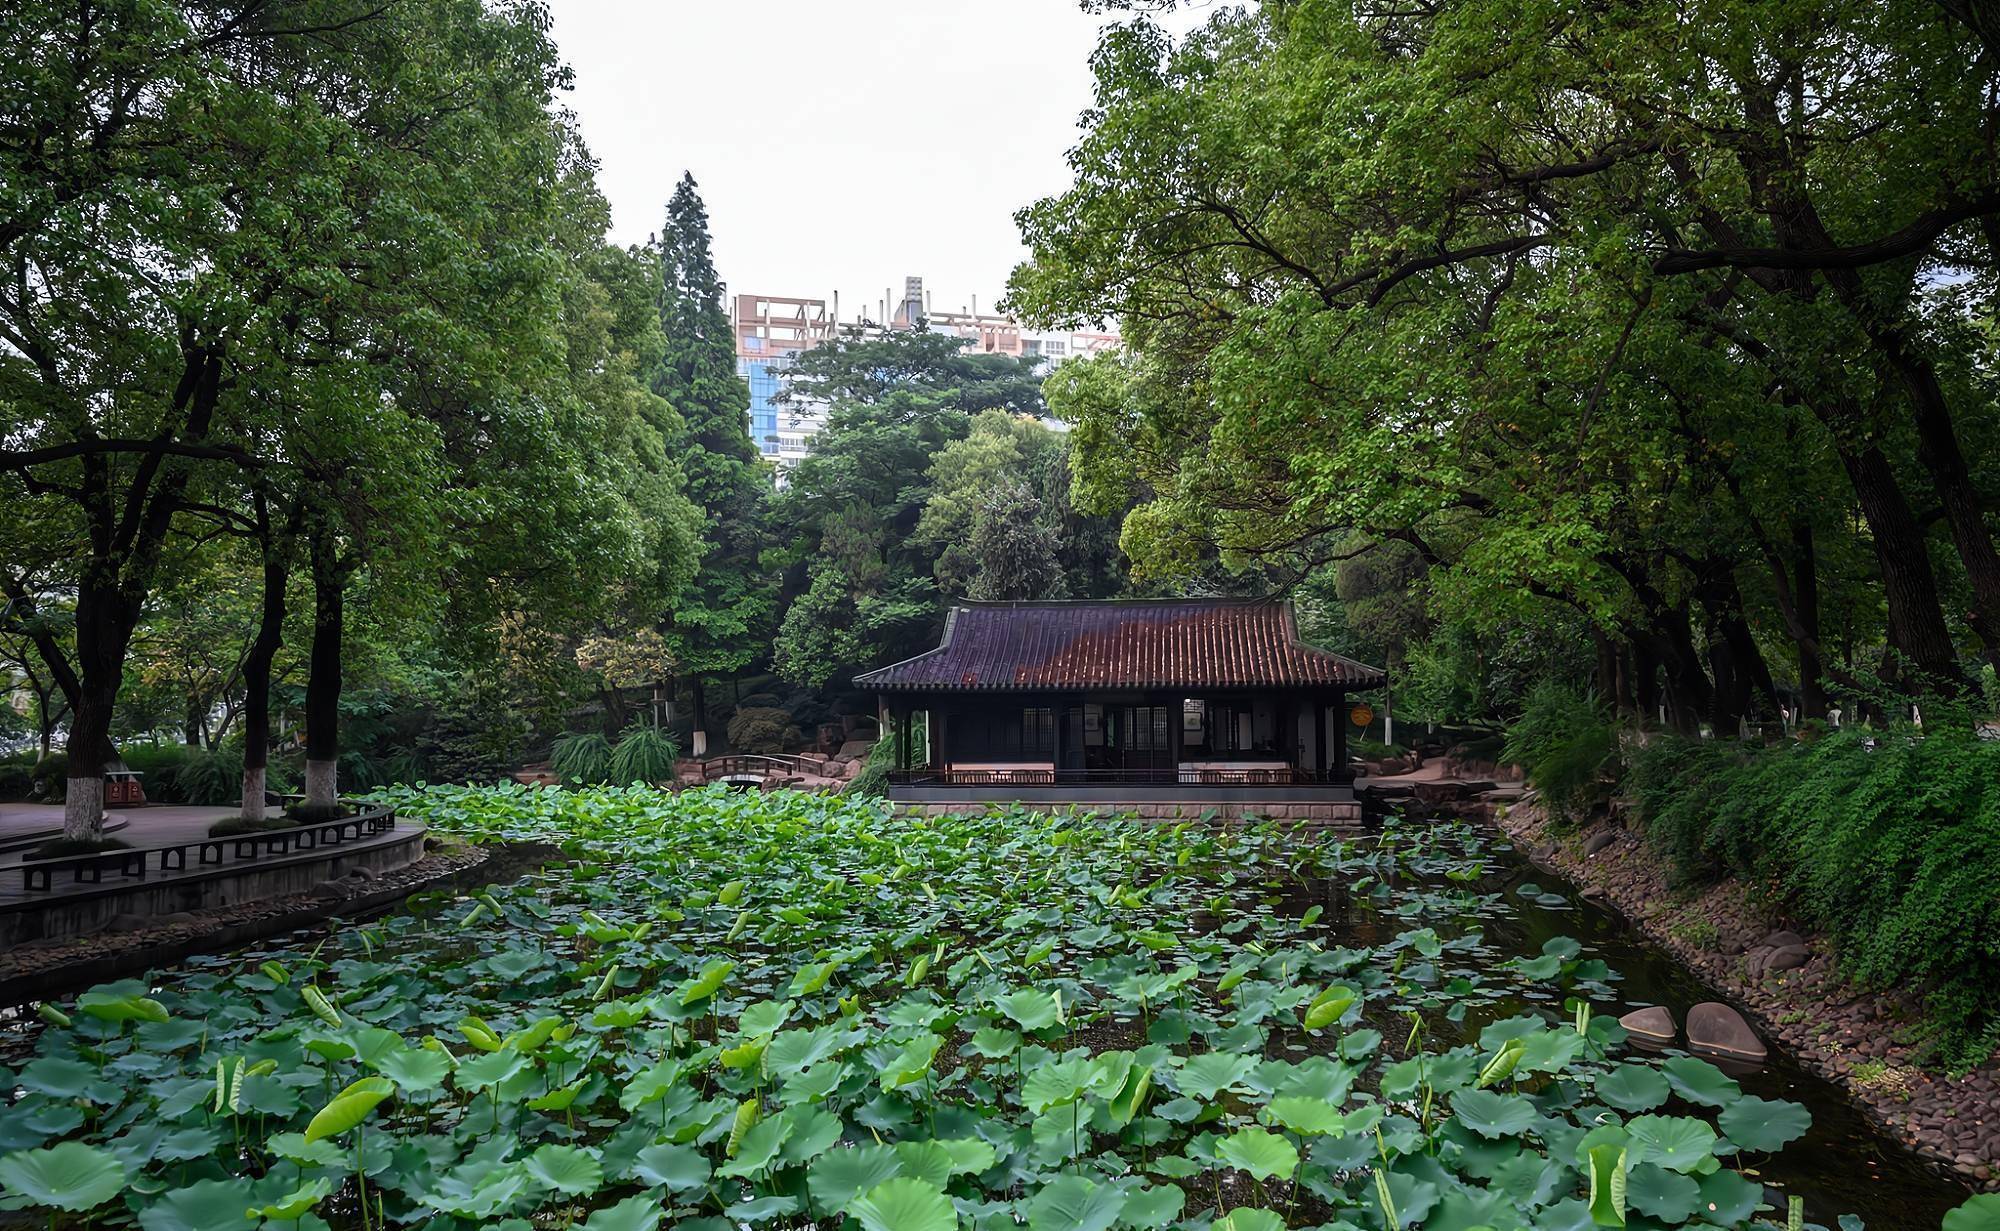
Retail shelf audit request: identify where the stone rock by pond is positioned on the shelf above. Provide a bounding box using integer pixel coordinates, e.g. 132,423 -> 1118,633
1746,942 -> 1813,979
1583,828 -> 1619,856
1620,1004 -> 1678,1044
1414,780 -> 1475,803
1688,1000 -> 1768,1062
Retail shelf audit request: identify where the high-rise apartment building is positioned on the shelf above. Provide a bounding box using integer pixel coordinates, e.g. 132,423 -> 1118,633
730,276 -> 1120,471
732,294 -> 835,469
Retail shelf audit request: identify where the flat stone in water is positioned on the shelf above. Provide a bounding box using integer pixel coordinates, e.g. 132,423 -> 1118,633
1688,1000 -> 1768,1062
1620,1005 -> 1678,1044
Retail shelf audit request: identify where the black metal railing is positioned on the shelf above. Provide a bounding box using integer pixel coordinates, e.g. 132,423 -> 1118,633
17,804 -> 397,892
886,766 -> 1355,787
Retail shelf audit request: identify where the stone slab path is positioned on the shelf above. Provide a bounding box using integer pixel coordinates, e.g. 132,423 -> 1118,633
0,804 -> 230,867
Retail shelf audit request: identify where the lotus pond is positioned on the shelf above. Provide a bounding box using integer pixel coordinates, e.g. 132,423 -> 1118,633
1,785 -> 1991,1231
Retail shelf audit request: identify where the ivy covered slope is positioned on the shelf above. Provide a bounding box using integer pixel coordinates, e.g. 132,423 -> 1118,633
0,786 -> 1958,1230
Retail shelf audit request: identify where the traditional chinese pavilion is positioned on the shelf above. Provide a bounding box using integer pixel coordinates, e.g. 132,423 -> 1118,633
855,598 -> 1385,822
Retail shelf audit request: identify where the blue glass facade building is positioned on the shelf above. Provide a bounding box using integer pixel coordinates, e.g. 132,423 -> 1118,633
739,355 -> 782,456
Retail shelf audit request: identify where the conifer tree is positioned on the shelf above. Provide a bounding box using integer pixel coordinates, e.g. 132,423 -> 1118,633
652,172 -> 774,748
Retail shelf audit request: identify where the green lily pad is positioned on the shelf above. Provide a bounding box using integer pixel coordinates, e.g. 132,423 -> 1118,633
1214,1129 -> 1299,1181
0,1141 -> 128,1212
1716,1096 -> 1811,1152
1594,1064 -> 1671,1113
1625,1115 -> 1718,1173
525,1143 -> 604,1196
1025,1174 -> 1127,1231
1454,1089 -> 1539,1139
1659,1057 -> 1740,1108
850,1177 -> 958,1231
1626,1161 -> 1701,1223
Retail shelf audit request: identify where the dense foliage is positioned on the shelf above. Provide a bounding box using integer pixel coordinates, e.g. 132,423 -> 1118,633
0,785 -> 1908,1229
1626,726 -> 2000,1070
768,331 -> 1134,690
0,1 -> 705,828
1012,0 -> 2000,732
1499,687 -> 1620,824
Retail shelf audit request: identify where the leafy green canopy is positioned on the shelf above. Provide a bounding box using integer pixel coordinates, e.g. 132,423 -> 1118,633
1012,0 -> 2000,707
769,330 -> 1125,688
0,783 -> 1918,1230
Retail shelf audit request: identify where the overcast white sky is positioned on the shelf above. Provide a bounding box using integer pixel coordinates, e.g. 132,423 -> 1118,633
545,0 -> 1163,323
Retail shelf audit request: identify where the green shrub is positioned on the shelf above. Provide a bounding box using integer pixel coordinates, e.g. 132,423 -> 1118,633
123,743 -> 192,802
341,748 -> 387,791
380,746 -> 432,787
1502,682 -> 1617,821
173,745 -> 244,806
608,722 -> 679,785
726,706 -> 799,754
551,731 -> 614,785
1629,724 -> 2000,1069
0,762 -> 32,801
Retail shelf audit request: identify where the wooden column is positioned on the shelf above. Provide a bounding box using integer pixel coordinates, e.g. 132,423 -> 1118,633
1169,696 -> 1185,779
1310,694 -> 1326,779
1332,692 -> 1350,781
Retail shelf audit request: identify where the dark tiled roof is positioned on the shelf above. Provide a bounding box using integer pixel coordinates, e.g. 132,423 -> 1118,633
854,599 -> 1385,692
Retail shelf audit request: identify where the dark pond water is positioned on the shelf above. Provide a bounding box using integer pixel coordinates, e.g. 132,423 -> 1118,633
1311,809 -> 1968,1230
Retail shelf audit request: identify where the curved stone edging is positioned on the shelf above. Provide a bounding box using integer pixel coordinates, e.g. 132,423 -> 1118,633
0,841 -> 502,1005
0,809 -> 420,948
1492,794 -> 1999,1193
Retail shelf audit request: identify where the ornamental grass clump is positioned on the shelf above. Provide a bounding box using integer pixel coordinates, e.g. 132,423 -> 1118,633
551,730 -> 615,785
607,721 -> 678,785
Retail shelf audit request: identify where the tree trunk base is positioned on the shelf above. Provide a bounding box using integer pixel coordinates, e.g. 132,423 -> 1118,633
64,776 -> 105,841
242,767 -> 267,823
298,759 -> 340,820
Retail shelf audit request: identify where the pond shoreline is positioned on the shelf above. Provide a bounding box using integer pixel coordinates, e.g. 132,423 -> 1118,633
0,840 -> 537,1006
1491,793 -> 2000,1194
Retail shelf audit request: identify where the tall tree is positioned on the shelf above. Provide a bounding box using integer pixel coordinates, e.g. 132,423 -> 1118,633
1014,0 -> 1999,721
651,173 -> 773,751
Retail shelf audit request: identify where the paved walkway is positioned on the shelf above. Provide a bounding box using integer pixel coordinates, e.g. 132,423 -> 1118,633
0,804 -> 407,909
0,804 -> 233,868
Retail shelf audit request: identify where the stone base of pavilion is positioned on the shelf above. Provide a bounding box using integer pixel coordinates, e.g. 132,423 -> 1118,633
887,784 -> 1366,827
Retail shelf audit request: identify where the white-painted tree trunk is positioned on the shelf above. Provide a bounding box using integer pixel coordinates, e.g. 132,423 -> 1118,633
241,766 -> 267,822
64,776 -> 104,841
304,759 -> 337,812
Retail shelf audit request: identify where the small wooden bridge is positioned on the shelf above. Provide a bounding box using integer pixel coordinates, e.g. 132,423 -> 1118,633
697,754 -> 826,788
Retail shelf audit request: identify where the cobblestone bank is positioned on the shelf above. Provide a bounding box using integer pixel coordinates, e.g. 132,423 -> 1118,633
1494,795 -> 1999,1192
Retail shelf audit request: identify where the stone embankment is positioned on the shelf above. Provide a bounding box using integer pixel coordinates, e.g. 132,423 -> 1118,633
0,839 -> 493,1002
1494,794 -> 2000,1191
